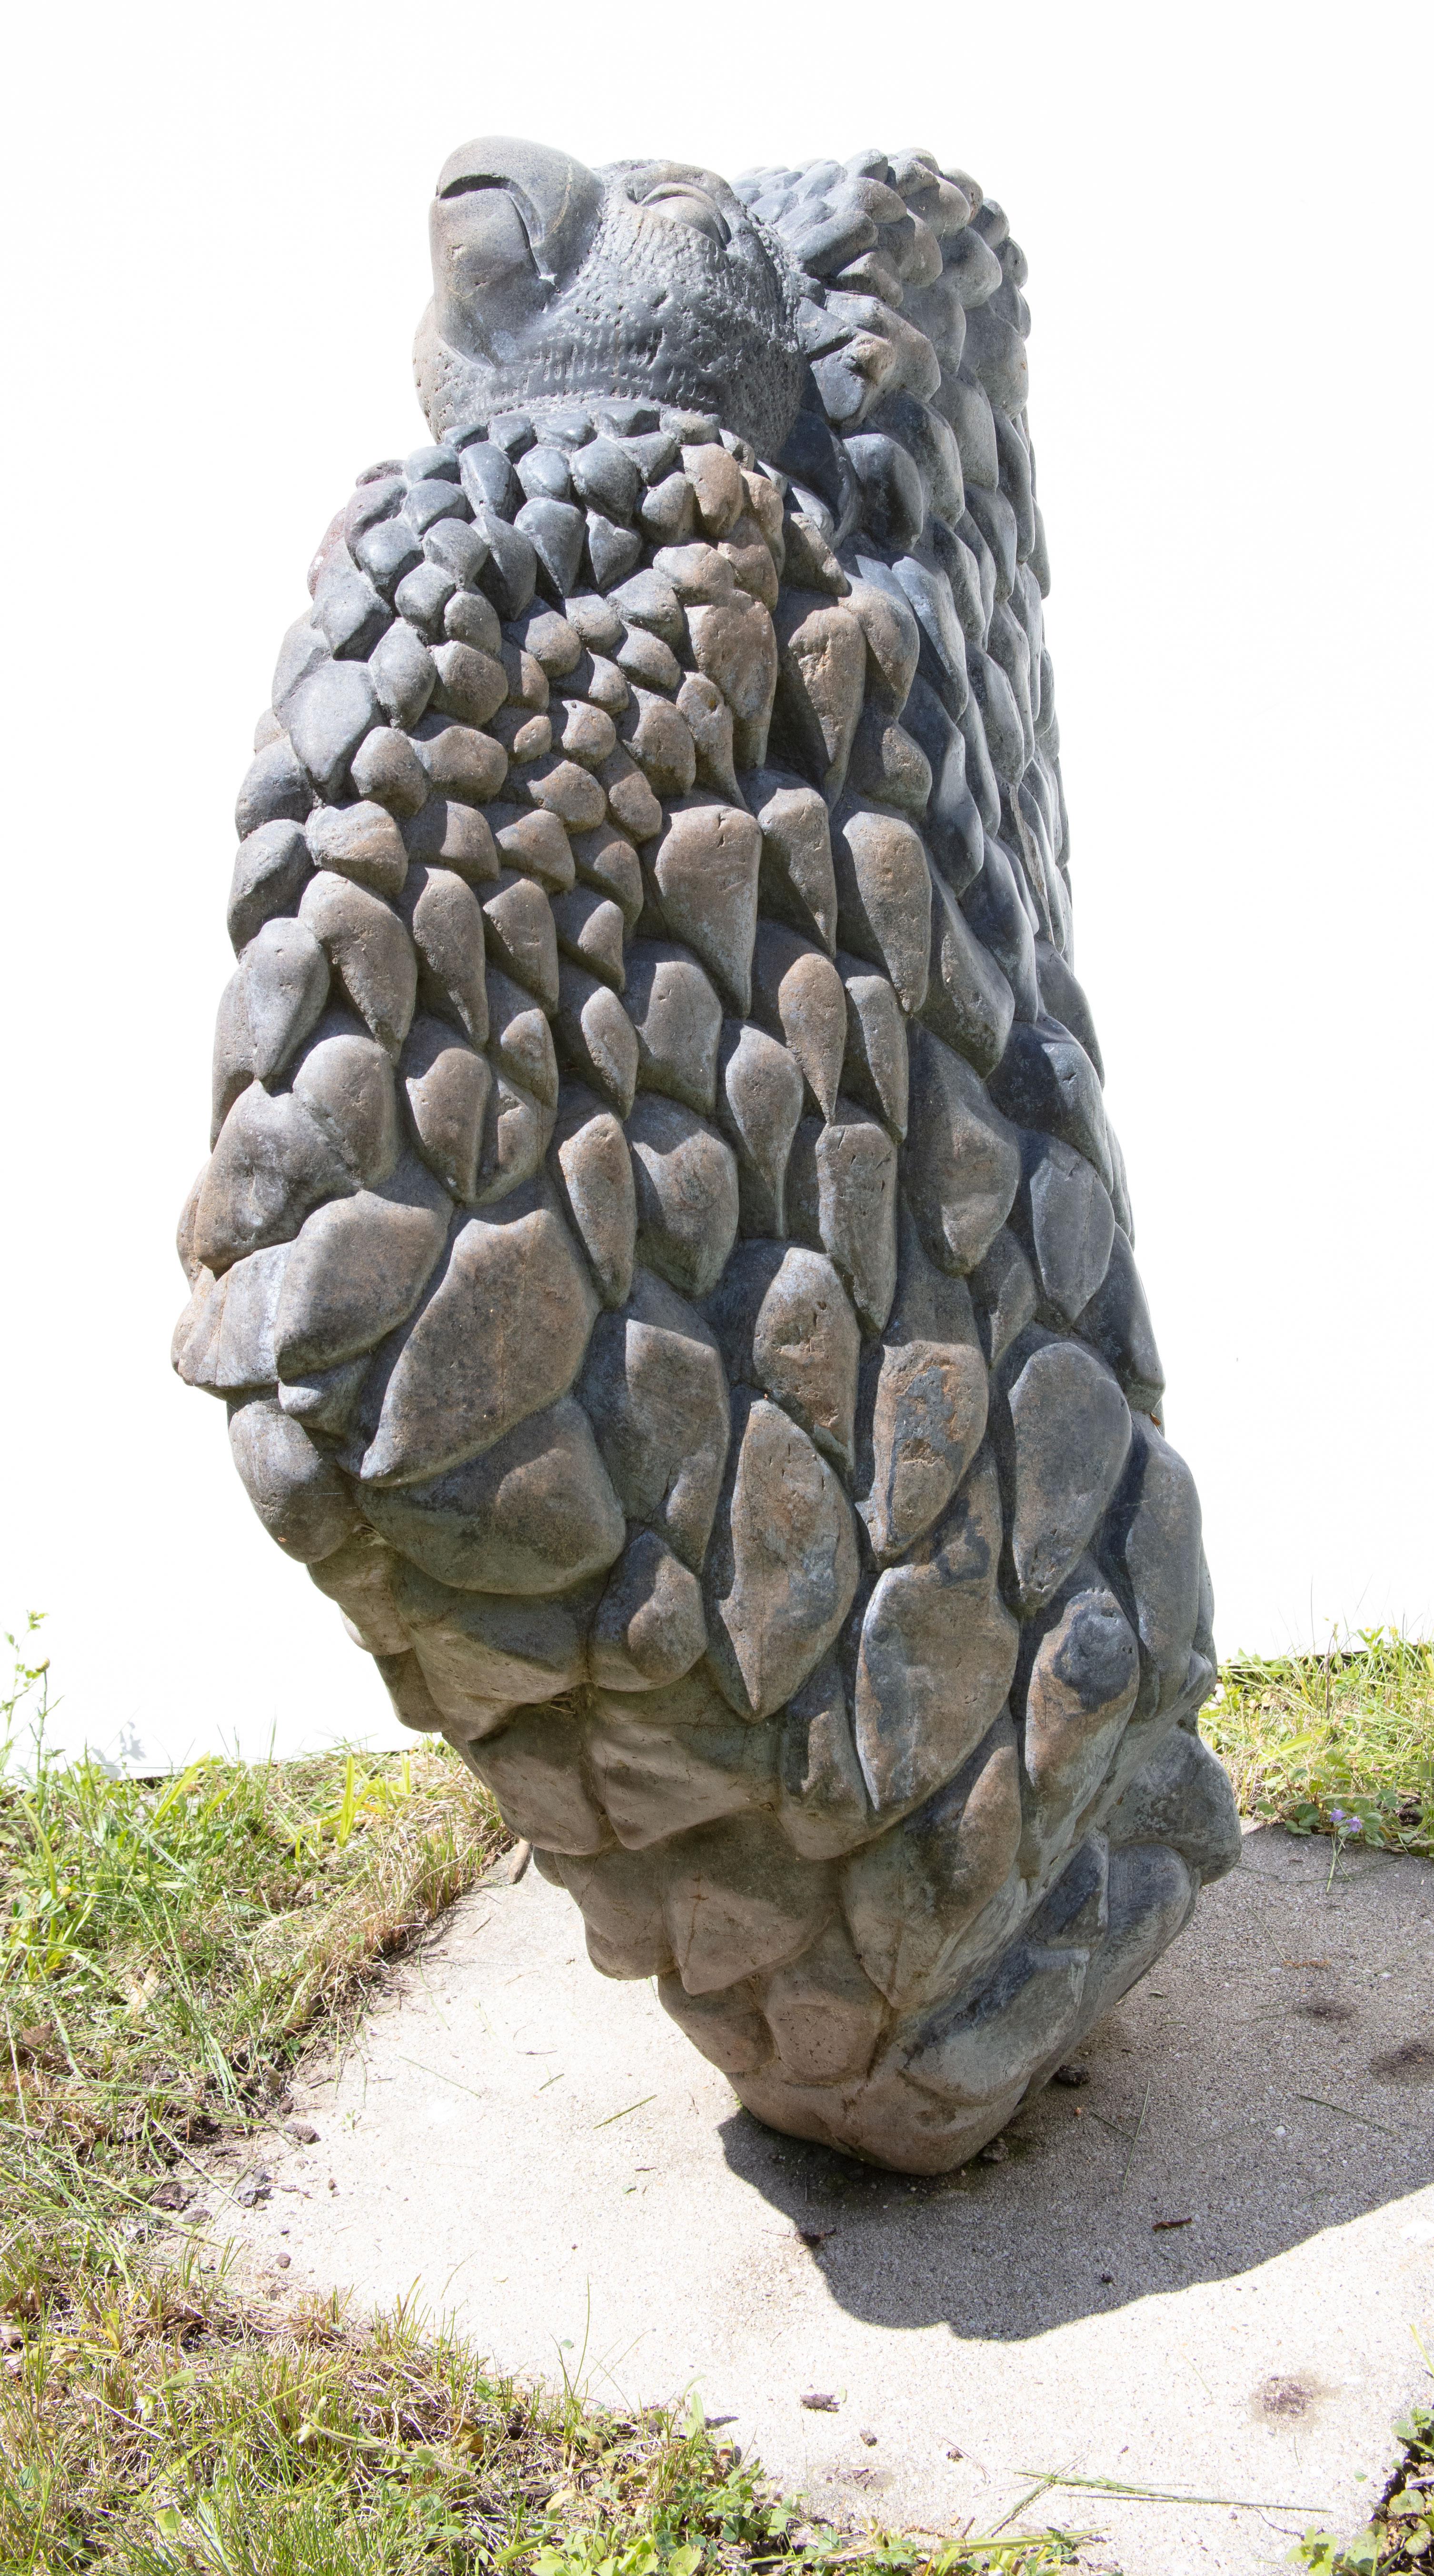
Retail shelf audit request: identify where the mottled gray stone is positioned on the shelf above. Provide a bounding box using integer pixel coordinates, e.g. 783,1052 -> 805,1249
704,1241 -> 860,1472
401,1017 -> 490,1202
749,924 -> 847,1121
588,1668 -> 768,1847
194,1084 -> 356,1275
398,1564 -> 587,1728
716,1022 -> 804,1236
228,1395 -> 361,1563
923,866 -> 1016,1077
970,1225 -> 1037,1365
228,822 -> 311,953
1098,1416 -> 1207,1716
481,873 -> 558,1011
830,803 -> 931,1013
843,1716 -> 1023,2009
286,661 -> 380,798
351,726 -> 431,820
990,1014 -> 1110,1186
662,1813 -> 836,1994
747,770 -> 839,951
787,1102 -> 898,1335
307,1526 -> 409,1654
838,959 -> 909,1135
211,919 -> 331,1138
625,942 -> 723,1116
400,865 -> 488,1045
362,1396 -> 623,1595
579,1268 -> 730,1571
549,1095 -> 637,1307
687,594 -> 778,771
773,594 -> 866,795
235,735 -> 313,839
853,1450 -> 1017,1820
904,1023 -> 1021,1276
777,1658 -> 873,1858
462,1706 -> 610,1855
362,1187 -> 598,1485
1007,1339 -> 1132,1614
1020,1135 -> 1117,1324
1018,1582 -> 1140,1872
485,967 -> 559,1109
590,1531 -> 708,1695
649,801 -> 762,1013
273,1152 -> 451,1381
627,1094 -> 739,1299
705,1392 -> 859,1721
1105,1725 -> 1242,1882
414,708 -> 508,801
402,798 -> 499,883
762,1914 -> 887,2084
291,1022 -> 402,1186
299,872 -> 418,1060
172,1243 -> 289,1396
554,964 -> 638,1117
860,1335 -> 989,1564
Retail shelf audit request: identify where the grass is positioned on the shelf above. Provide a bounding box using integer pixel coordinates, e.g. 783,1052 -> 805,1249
0,1628 -> 1079,2576
1203,1627 -> 1433,1860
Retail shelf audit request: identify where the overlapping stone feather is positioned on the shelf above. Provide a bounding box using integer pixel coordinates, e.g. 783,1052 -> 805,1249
175,144 -> 1239,2172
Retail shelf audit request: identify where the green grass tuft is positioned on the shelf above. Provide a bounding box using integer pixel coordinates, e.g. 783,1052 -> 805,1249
1203,1627 -> 1432,1860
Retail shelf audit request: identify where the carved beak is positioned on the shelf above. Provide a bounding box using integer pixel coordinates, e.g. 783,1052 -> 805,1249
429,137 -> 604,357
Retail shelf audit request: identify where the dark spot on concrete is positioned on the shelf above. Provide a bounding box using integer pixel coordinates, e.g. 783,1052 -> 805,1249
1370,2037 -> 1434,2085
1259,2374 -> 1314,2418
1297,1999 -> 1355,2025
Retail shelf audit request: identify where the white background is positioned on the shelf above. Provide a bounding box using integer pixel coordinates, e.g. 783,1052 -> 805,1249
2,1 -> 1429,1765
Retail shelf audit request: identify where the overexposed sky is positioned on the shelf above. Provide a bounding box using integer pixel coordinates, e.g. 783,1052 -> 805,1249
2,0 -> 1430,1765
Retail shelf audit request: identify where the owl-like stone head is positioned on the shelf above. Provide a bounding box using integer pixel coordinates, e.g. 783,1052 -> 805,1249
415,136 -> 806,457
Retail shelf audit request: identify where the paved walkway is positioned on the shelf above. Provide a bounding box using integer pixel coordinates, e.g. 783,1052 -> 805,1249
206,1824 -> 1434,2574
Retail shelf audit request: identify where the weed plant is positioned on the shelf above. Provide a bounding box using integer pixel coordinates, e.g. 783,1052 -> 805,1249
1293,2394 -> 1434,2571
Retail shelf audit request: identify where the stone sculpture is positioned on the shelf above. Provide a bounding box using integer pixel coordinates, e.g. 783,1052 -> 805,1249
175,137 -> 1241,2173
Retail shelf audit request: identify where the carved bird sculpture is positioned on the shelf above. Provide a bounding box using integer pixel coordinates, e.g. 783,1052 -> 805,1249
175,137 -> 1240,2172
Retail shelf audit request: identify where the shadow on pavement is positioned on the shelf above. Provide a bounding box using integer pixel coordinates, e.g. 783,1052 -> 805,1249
717,1825 -> 1434,2339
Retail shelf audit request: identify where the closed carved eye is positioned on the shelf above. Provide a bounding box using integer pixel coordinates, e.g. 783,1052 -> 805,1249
439,174 -> 539,242
638,183 -> 731,248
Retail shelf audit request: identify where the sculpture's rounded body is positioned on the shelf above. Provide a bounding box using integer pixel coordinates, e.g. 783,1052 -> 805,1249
176,140 -> 1239,2171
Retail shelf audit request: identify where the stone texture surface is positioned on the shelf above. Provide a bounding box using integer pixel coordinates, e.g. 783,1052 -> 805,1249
178,133 -> 1236,2172
204,1833 -> 1434,2576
